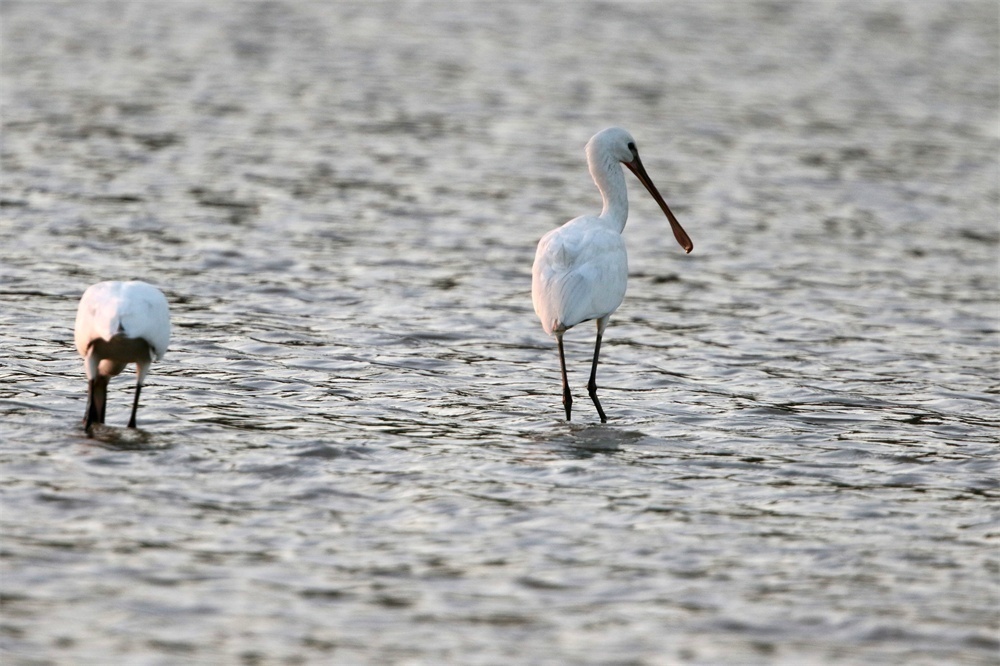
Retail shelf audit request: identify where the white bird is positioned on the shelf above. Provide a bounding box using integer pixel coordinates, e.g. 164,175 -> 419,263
74,280 -> 171,432
531,127 -> 692,422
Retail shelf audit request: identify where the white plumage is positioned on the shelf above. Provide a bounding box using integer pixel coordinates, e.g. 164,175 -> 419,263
74,280 -> 171,432
532,216 -> 628,337
531,127 -> 692,423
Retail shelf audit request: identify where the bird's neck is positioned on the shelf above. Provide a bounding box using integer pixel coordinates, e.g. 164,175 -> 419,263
591,154 -> 628,233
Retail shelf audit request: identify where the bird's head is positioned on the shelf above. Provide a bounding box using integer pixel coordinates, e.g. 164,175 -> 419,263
587,127 -> 693,254
586,126 -> 638,166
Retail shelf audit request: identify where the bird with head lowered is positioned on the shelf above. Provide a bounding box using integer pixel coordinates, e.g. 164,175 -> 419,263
74,280 -> 171,433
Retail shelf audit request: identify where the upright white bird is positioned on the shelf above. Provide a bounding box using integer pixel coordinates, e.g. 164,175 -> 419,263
531,127 -> 692,422
74,280 -> 171,432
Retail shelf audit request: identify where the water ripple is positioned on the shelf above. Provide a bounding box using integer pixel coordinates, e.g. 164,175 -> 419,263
2,1 -> 998,664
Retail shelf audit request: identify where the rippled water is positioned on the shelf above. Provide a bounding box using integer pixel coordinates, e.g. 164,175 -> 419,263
2,1 -> 998,664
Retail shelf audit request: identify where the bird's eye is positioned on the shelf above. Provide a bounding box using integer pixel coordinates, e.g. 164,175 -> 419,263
627,142 -> 636,152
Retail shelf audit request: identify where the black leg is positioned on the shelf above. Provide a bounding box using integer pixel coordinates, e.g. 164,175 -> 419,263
587,325 -> 608,423
127,383 -> 142,428
557,333 -> 572,421
98,382 -> 107,424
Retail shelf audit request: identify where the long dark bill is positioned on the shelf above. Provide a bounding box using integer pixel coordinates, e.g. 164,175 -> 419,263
625,153 -> 693,253
84,376 -> 108,434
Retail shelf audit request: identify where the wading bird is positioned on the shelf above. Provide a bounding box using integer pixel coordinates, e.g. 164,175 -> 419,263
74,280 -> 171,433
531,127 -> 692,422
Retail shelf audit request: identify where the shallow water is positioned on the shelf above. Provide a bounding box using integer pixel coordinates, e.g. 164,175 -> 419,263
1,1 -> 998,664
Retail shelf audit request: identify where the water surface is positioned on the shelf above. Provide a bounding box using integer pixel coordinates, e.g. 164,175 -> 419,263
1,1 -> 998,664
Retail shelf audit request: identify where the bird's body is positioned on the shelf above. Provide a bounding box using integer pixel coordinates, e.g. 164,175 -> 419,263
74,280 -> 170,432
532,215 -> 628,336
531,127 -> 692,422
